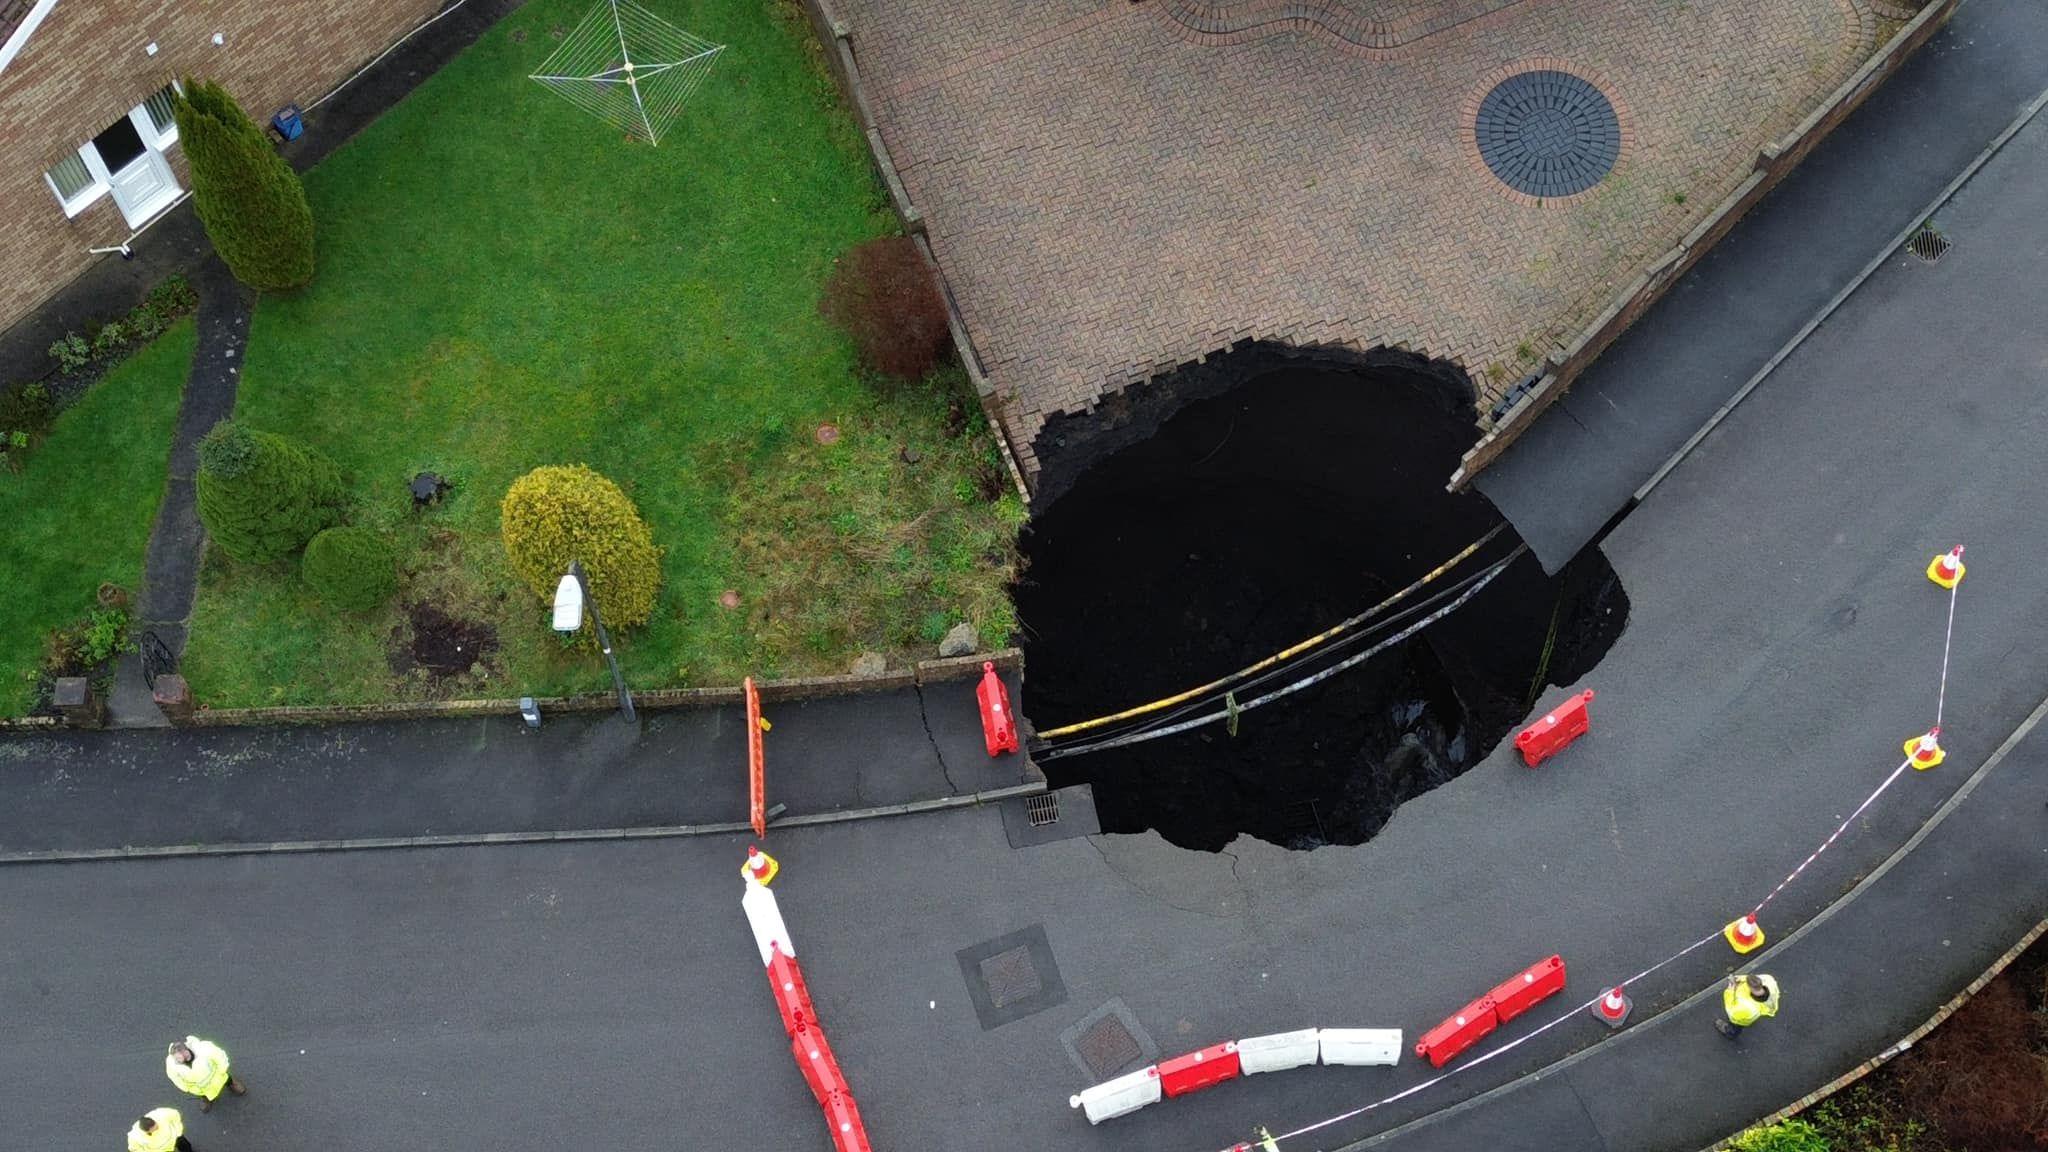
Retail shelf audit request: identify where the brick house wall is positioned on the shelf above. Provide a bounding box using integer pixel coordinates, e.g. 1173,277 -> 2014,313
0,0 -> 440,333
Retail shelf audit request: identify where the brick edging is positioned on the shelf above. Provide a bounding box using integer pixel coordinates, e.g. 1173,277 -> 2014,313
790,0 -> 1033,503
1449,0 -> 1960,489
150,649 -> 1023,729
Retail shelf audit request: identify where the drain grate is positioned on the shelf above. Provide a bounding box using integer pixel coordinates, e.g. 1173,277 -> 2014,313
1075,1014 -> 1145,1080
979,946 -> 1045,1009
1026,792 -> 1060,827
1906,224 -> 1950,263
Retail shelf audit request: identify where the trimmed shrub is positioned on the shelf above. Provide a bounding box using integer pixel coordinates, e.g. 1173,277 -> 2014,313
196,420 -> 347,564
302,527 -> 398,613
500,465 -> 663,629
173,78 -> 315,291
818,236 -> 951,381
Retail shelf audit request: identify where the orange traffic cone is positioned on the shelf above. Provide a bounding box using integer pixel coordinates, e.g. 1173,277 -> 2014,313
1927,546 -> 1965,589
1904,727 -> 1945,770
1724,914 -> 1765,954
742,845 -> 780,886
1590,987 -> 1632,1029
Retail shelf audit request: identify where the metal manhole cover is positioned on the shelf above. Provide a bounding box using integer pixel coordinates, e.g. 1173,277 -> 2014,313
979,946 -> 1044,1009
1075,1014 -> 1144,1080
1475,71 -> 1621,198
1907,224 -> 1950,263
1026,792 -> 1060,827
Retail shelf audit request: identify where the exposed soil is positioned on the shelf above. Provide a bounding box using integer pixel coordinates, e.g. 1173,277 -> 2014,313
1017,354 -> 1627,851
393,602 -> 499,679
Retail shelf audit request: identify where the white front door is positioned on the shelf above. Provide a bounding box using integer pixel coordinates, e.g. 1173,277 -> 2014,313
93,107 -> 180,229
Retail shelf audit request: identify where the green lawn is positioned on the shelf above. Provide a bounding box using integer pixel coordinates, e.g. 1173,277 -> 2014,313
0,320 -> 195,716
182,0 -> 1021,707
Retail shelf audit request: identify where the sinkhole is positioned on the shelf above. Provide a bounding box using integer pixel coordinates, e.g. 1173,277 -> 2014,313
1017,345 -> 1629,851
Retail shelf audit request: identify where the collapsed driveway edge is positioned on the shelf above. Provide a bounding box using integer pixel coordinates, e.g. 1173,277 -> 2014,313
1338,687 -> 2048,1152
0,781 -> 1048,867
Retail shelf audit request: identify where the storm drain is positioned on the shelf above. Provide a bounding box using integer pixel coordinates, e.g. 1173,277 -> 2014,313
1907,224 -> 1950,263
1026,792 -> 1061,827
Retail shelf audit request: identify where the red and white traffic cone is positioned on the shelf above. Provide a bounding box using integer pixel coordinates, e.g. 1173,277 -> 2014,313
1590,987 -> 1632,1029
1927,546 -> 1966,589
1904,727 -> 1946,771
741,845 -> 780,886
1724,914 -> 1766,955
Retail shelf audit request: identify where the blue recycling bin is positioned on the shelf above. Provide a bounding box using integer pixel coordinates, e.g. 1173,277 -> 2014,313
272,104 -> 304,141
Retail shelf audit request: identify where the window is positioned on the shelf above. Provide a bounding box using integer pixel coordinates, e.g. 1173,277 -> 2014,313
140,82 -> 179,145
44,148 -> 106,215
45,152 -> 94,201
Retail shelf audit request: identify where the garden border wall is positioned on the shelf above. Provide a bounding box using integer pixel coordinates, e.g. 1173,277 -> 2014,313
169,647 -> 1023,728
1449,0 -> 1960,489
790,0 -> 1033,501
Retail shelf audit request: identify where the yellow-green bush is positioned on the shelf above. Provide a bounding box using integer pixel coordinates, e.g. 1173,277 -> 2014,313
499,464 -> 662,628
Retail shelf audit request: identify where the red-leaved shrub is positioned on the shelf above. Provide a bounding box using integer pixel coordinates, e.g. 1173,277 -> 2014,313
819,236 -> 951,381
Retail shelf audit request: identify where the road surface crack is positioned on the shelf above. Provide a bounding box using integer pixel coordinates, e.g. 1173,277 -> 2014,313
913,682 -> 962,794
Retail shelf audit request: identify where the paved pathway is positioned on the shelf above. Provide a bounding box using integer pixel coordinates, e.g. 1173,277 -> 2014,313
838,0 -> 1874,474
108,264 -> 249,727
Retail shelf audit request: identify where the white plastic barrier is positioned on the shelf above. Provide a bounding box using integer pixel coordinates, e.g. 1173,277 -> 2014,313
1236,1028 -> 1321,1075
1068,1065 -> 1162,1125
740,879 -> 795,967
1318,1028 -> 1403,1067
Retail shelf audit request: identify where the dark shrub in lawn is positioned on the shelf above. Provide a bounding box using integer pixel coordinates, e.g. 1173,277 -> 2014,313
302,527 -> 398,613
1893,974 -> 2048,1148
819,236 -> 951,381
174,78 -> 315,291
196,420 -> 346,564
500,464 -> 663,629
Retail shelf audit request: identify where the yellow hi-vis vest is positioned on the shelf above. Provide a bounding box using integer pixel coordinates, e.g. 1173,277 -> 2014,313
128,1107 -> 184,1152
166,1035 -> 232,1099
1723,975 -> 1781,1027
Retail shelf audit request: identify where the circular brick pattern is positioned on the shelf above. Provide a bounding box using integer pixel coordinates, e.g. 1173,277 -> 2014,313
1474,70 -> 1621,199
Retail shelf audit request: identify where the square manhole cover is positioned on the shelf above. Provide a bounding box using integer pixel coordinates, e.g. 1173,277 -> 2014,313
1060,998 -> 1157,1081
956,924 -> 1066,1031
1075,1014 -> 1143,1080
979,946 -> 1044,1009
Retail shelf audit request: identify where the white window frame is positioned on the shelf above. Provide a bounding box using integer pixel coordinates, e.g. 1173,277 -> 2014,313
45,144 -> 109,218
43,81 -> 182,218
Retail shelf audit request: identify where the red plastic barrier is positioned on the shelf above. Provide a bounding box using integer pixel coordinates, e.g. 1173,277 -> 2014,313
1157,1041 -> 1241,1098
746,677 -> 767,837
791,1021 -> 848,1107
1488,954 -> 1567,1024
1514,689 -> 1595,767
823,1089 -> 874,1152
1414,997 -> 1499,1068
767,950 -> 818,1038
977,661 -> 1020,756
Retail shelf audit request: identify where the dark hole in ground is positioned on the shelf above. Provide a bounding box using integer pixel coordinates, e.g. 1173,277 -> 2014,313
1017,354 -> 1628,852
397,602 -> 499,678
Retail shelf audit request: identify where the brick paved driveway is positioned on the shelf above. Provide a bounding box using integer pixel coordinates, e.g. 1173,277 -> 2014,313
834,0 -> 1878,476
